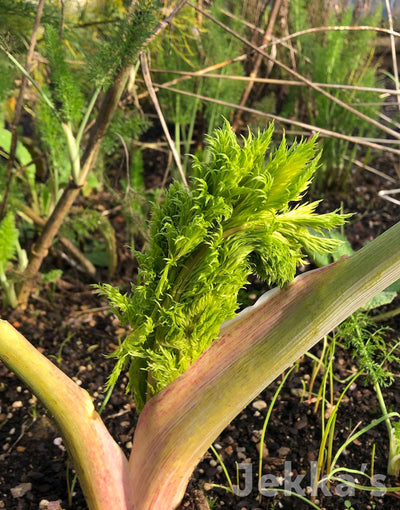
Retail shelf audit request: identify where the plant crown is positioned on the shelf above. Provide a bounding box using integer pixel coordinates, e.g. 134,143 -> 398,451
98,122 -> 349,411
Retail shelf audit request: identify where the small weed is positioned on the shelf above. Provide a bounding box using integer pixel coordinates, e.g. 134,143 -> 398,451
49,332 -> 73,366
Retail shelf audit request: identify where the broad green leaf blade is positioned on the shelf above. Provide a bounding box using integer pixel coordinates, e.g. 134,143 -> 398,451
0,127 -> 36,187
0,212 -> 18,274
362,291 -> 397,311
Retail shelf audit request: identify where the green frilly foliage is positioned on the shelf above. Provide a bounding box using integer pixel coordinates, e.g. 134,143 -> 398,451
284,0 -> 382,190
339,312 -> 400,388
149,0 -> 246,128
0,0 -> 57,45
0,212 -> 19,307
43,23 -> 85,126
98,122 -> 349,412
89,0 -> 160,87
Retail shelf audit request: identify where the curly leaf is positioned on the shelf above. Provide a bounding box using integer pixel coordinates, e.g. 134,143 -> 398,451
102,122 -> 349,411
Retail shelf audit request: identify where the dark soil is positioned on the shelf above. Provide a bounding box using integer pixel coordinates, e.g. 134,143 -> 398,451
2,149 -> 400,510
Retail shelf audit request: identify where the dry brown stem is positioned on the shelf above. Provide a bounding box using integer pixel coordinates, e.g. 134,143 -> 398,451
16,2 -> 189,307
385,0 -> 400,112
186,1 -> 400,141
232,0 -> 283,130
140,52 -> 188,189
154,82 -> 400,156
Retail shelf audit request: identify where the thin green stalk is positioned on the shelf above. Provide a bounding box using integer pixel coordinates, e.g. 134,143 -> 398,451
3,49 -> 58,117
175,93 -> 181,164
210,444 -> 234,494
0,271 -> 17,308
327,475 -> 400,494
326,413 -> 336,476
312,371 -> 360,498
15,239 -> 28,272
317,340 -> 335,433
258,366 -> 295,487
98,383 -> 115,416
261,488 -> 321,509
182,79 -> 202,173
330,412 -> 400,469
371,443 -> 376,478
374,381 -> 392,439
306,337 -> 329,404
62,123 -> 81,184
76,85 -> 103,148
374,380 -> 400,476
371,307 -> 400,322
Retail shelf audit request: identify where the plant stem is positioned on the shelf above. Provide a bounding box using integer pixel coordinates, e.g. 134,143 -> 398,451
18,204 -> 96,276
0,271 -> 18,308
374,380 -> 400,476
128,220 -> 400,509
371,306 -> 400,322
16,67 -> 131,307
187,1 -> 400,141
374,381 -> 391,438
0,321 -> 131,510
232,0 -> 283,131
15,2 -> 190,307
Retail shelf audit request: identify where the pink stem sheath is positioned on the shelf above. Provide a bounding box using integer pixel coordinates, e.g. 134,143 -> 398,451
129,220 -> 400,509
1,221 -> 400,509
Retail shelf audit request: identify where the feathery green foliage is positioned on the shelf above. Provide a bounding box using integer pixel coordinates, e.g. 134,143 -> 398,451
339,312 -> 399,388
43,24 -> 85,126
0,50 -> 15,105
284,0 -> 383,190
36,88 -> 71,197
61,209 -> 117,276
90,0 -> 160,87
0,0 -> 57,45
148,0 -> 246,168
0,0 -> 165,308
101,109 -> 150,156
198,1 -> 247,128
338,311 -> 400,476
98,122 -> 349,411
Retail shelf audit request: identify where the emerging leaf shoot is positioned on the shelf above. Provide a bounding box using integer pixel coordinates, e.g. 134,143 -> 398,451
98,122 -> 349,411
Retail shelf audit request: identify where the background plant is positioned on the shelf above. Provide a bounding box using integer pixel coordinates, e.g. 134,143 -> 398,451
147,0 -> 248,174
0,0 -> 170,307
147,1 -> 400,195
340,312 -> 400,477
282,0 -> 384,190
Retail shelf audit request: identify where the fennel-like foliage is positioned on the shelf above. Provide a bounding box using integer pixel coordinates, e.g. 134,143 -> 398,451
99,122 -> 349,411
